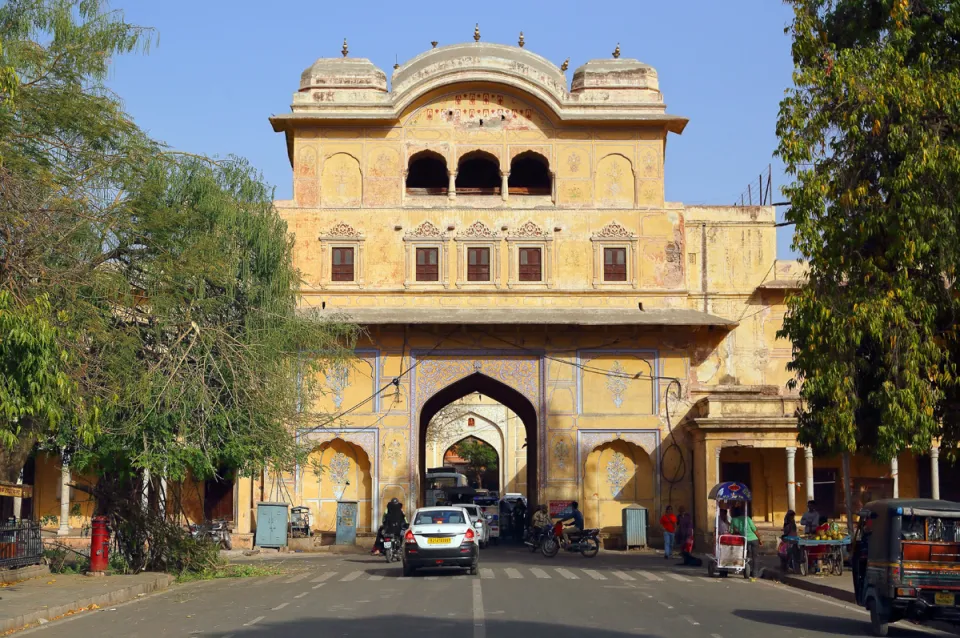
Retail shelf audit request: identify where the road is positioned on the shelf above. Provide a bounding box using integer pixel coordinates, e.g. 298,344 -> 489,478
20,546 -> 952,637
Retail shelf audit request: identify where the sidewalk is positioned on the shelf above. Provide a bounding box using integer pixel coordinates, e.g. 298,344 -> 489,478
755,555 -> 855,602
0,569 -> 174,633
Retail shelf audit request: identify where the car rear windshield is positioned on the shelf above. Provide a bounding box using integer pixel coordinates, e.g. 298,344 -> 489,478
415,511 -> 466,525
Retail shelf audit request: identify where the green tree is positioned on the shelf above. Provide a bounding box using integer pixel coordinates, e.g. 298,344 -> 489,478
777,0 -> 960,461
454,438 -> 498,489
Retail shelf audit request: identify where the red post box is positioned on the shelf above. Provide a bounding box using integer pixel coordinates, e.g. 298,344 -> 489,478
89,516 -> 110,573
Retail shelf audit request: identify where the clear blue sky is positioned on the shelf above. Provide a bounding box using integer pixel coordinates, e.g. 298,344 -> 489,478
108,0 -> 798,259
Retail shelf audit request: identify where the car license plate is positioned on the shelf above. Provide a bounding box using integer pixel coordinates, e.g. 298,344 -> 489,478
427,537 -> 451,545
935,592 -> 954,606
383,541 -> 391,548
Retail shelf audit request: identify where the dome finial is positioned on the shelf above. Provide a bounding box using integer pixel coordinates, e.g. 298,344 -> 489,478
431,40 -> 438,48
474,23 -> 481,42
342,38 -> 349,58
518,31 -> 525,48
612,43 -> 621,59
393,55 -> 399,70
560,58 -> 569,72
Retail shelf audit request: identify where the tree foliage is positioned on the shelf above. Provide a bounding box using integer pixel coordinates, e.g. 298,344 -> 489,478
454,438 -> 498,489
777,0 -> 960,460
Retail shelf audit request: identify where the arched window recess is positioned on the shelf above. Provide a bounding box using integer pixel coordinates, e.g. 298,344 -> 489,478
406,150 -> 448,195
508,151 -> 551,196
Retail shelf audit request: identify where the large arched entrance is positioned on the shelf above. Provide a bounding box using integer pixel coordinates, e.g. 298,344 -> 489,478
444,436 -> 501,492
418,372 -> 539,508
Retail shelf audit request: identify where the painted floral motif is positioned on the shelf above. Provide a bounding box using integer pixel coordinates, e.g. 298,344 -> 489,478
605,161 -> 625,198
384,438 -> 402,469
606,451 -> 629,497
329,452 -> 351,500
567,152 -> 581,174
326,362 -> 350,410
553,437 -> 570,470
606,360 -> 628,408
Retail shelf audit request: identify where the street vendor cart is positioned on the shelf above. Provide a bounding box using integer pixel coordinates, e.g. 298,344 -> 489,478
782,534 -> 850,576
706,481 -> 752,579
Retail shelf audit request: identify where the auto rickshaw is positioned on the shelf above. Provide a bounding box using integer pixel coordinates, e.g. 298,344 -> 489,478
705,481 -> 752,579
852,498 -> 960,636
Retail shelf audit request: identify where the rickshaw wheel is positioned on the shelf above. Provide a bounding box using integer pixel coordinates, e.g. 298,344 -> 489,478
869,599 -> 889,637
707,561 -> 715,577
798,551 -> 808,576
832,556 -> 843,576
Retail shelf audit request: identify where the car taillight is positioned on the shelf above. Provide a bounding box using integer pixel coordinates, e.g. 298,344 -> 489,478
465,528 -> 475,542
404,529 -> 415,544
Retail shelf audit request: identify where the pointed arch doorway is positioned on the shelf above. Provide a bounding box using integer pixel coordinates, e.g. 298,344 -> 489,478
413,355 -> 542,510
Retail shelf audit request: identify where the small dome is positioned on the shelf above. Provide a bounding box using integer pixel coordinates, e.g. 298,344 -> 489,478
571,58 -> 659,93
299,57 -> 388,92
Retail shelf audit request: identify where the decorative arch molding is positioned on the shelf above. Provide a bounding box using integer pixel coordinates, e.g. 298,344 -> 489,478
429,410 -> 507,490
456,147 -> 504,169
299,428 -> 381,525
576,429 -> 661,516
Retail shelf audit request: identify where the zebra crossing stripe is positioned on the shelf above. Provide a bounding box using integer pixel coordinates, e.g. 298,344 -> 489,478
637,571 -> 663,582
480,568 -> 495,579
612,571 -> 635,581
555,568 -> 579,580
254,574 -> 285,586
530,567 -> 551,579
668,573 -> 692,582
310,572 -> 337,583
283,572 -> 309,584
341,571 -> 363,582
506,568 -> 523,579
582,569 -> 606,581
369,574 -> 384,581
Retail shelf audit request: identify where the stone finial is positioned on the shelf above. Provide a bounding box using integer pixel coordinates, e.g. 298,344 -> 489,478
518,31 -> 525,48
612,43 -> 621,59
560,58 -> 569,72
393,55 -> 399,70
431,40 -> 438,48
342,38 -> 349,57
474,23 -> 481,42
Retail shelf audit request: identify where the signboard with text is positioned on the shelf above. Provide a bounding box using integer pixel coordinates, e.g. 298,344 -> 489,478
549,500 -> 574,518
0,483 -> 32,499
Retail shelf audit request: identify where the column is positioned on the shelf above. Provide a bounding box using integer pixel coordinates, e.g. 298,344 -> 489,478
715,445 -> 722,486
159,474 -> 168,520
142,468 -> 151,512
931,446 -> 941,500
786,447 -> 797,513
12,470 -> 23,521
58,458 -> 71,536
447,171 -> 457,201
891,455 -> 899,498
804,447 -> 815,503
500,171 -> 509,202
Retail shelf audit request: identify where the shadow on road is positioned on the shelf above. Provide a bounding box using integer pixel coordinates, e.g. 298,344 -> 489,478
733,609 -> 929,636
197,616 -> 658,637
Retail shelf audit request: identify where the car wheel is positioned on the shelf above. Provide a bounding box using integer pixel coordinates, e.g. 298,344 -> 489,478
469,562 -> 478,576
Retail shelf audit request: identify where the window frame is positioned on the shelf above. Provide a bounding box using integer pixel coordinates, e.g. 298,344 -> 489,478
331,246 -> 356,282
603,247 -> 627,282
415,246 -> 440,282
317,226 -> 365,289
590,222 -> 638,289
467,246 -> 491,282
506,223 -> 553,289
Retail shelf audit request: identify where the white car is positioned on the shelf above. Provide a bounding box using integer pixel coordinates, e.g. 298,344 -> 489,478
402,506 -> 481,577
455,503 -> 490,548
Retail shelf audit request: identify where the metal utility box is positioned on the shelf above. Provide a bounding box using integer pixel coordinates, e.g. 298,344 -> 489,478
335,501 -> 358,545
623,506 -> 648,549
255,502 -> 289,548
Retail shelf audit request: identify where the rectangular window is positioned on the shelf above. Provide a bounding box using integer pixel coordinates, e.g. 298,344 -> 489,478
331,247 -> 355,282
467,247 -> 491,282
416,247 -> 439,282
603,247 -> 627,282
518,247 -> 542,282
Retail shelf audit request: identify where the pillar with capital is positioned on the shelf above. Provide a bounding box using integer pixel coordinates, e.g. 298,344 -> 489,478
891,455 -> 899,499
931,446 -> 940,500
804,447 -> 815,503
500,171 -> 509,202
58,454 -> 71,536
786,447 -> 797,513
447,171 -> 457,200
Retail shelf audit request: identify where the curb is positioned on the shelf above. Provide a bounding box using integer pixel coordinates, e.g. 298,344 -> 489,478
0,564 -> 50,585
757,566 -> 856,603
0,573 -> 175,633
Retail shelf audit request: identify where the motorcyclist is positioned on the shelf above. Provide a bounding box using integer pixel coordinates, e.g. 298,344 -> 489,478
531,504 -> 550,529
558,501 -> 584,545
372,498 -> 407,555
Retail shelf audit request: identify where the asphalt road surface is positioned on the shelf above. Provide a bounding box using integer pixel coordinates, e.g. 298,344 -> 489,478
20,546 -> 954,637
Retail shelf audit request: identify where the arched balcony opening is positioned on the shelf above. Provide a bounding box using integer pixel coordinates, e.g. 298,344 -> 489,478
455,151 -> 501,195
508,151 -> 552,196
406,151 -> 448,195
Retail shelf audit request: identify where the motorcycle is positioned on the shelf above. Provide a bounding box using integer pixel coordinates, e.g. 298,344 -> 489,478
541,521 -> 600,558
524,525 -> 553,553
189,519 -> 233,550
382,524 -> 406,563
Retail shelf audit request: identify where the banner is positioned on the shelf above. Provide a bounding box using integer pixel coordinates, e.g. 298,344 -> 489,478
549,500 -> 573,517
0,483 -> 32,498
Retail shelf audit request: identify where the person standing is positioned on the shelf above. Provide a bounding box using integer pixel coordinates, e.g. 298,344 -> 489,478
676,506 -> 700,566
717,508 -> 731,536
799,500 -> 819,535
730,505 -> 761,577
660,505 -> 677,559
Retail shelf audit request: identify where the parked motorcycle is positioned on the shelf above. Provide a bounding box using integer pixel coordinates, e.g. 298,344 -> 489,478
541,522 -> 600,558
189,519 -> 233,550
524,525 -> 553,553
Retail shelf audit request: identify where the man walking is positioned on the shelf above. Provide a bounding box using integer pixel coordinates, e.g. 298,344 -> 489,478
660,505 -> 677,559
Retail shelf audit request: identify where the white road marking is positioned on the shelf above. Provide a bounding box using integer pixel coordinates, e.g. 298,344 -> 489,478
294,592 -> 309,599
310,572 -> 337,583
271,603 -> 289,611
506,568 -> 523,579
425,576 -> 438,580
612,571 -> 635,581
369,574 -> 384,581
711,634 -> 723,638
243,616 -> 265,626
398,577 -> 411,581
454,575 -> 467,580
637,571 -> 663,582
254,574 -> 285,586
341,571 -> 363,582
530,567 -> 551,579
582,569 -> 606,580
668,573 -> 692,582
283,573 -> 309,584
659,601 -> 674,610
480,568 -> 495,579
555,568 -> 579,580
472,578 -> 485,638
682,615 -> 700,626
312,583 -> 326,590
